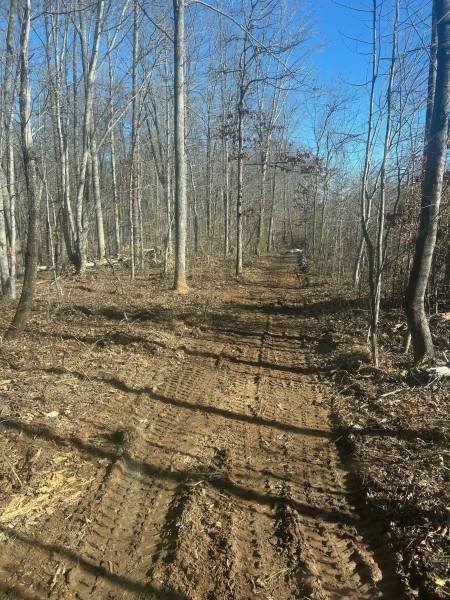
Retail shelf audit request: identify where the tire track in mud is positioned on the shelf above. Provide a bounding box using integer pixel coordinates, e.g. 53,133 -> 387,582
160,256 -> 405,600
152,266 -> 405,599
142,316 -> 300,600
0,256 -> 406,599
0,360 -> 219,599
248,258 -> 405,599
0,365 -> 149,600
157,314 -> 308,599
60,360 -> 221,599
64,400 -> 155,599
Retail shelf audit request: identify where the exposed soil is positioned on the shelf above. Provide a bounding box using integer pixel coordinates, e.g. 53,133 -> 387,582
304,288 -> 449,600
0,254 -> 444,599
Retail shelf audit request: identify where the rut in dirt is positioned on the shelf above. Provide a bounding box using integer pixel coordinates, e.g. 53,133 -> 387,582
0,256 -> 406,600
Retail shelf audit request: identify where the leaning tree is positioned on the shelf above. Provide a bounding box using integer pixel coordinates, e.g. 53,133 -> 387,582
405,0 -> 450,363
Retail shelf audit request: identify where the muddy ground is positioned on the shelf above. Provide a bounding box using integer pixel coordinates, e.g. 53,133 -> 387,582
0,255 -> 447,599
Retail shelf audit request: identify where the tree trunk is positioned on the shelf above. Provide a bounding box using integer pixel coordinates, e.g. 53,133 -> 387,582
188,154 -> 199,255
91,136 -> 106,261
49,11 -> 76,266
405,0 -> 450,362
163,80 -> 172,273
128,154 -> 135,279
424,5 -> 438,154
109,57 -> 121,256
219,27 -> 230,259
312,173 -> 318,259
353,236 -> 366,288
163,51 -> 173,275
1,0 -> 19,298
137,152 -> 144,271
236,101 -> 244,276
6,0 -> 40,339
129,0 -> 142,276
267,168 -> 276,252
173,0 -> 189,292
256,150 -> 267,255
360,0 -> 379,365
223,142 -> 230,258
354,2 -> 379,291
74,0 -> 104,275
206,98 -> 213,243
0,166 -> 11,296
44,163 -> 61,294
374,0 -> 398,334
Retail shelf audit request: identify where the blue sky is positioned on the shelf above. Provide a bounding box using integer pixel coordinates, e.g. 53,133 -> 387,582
311,0 -> 373,87
292,0 -> 431,165
285,1 -> 375,159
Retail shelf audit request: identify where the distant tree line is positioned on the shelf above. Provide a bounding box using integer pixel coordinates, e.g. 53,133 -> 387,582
0,0 -> 448,365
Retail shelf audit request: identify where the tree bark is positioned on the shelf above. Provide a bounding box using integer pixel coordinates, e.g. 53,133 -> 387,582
267,168 -> 277,252
1,0 -> 19,298
163,54 -> 173,275
108,55 -> 121,256
0,166 -> 11,296
206,93 -> 213,243
74,0 -> 104,275
91,136 -> 106,261
6,0 -> 40,339
223,151 -> 230,259
48,10 -> 76,266
405,0 -> 450,362
129,0 -> 139,278
359,0 -> 380,365
236,99 -> 244,276
256,148 -> 268,255
256,93 -> 279,255
188,153 -> 199,254
173,0 -> 189,292
373,0 -> 398,338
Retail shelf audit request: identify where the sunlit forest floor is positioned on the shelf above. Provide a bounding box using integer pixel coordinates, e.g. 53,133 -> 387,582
0,254 -> 448,599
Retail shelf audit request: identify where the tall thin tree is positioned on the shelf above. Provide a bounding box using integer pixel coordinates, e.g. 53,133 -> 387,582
173,0 -> 189,292
6,0 -> 39,339
405,0 -> 450,362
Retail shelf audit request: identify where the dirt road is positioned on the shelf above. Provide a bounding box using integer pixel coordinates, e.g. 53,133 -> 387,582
0,256 -> 405,599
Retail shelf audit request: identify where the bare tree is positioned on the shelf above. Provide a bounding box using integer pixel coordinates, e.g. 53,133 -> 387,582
0,0 -> 19,298
173,0 -> 189,292
6,0 -> 40,339
129,0 -> 140,279
405,0 -> 450,363
73,0 -> 105,274
358,0 -> 399,366
46,7 -> 77,266
0,165 -> 11,296
108,53 -> 121,256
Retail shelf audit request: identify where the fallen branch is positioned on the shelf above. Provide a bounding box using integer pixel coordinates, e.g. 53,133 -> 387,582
380,388 -> 405,398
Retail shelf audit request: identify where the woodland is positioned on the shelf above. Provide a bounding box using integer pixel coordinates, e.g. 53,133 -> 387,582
0,0 -> 448,599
